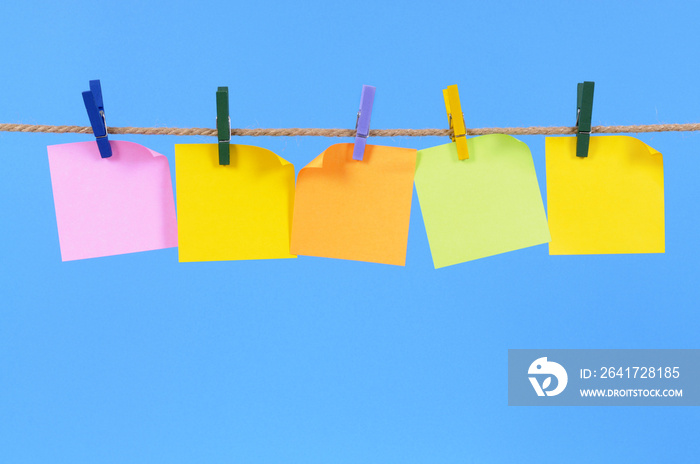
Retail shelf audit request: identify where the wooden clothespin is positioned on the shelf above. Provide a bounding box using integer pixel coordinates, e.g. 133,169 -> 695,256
82,80 -> 112,158
576,81 -> 595,158
353,85 -> 376,161
443,85 -> 468,160
216,86 -> 231,165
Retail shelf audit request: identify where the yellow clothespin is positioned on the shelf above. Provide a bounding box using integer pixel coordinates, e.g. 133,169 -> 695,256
442,85 -> 469,160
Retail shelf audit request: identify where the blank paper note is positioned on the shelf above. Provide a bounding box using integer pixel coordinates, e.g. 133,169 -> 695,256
414,135 -> 551,268
290,143 -> 417,266
47,141 -> 178,261
546,136 -> 664,255
175,144 -> 296,262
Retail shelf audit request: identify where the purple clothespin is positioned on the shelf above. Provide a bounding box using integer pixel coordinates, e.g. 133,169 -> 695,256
353,85 -> 376,161
82,79 -> 112,158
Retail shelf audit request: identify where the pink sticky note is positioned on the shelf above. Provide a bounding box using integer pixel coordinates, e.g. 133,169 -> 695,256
48,141 -> 178,261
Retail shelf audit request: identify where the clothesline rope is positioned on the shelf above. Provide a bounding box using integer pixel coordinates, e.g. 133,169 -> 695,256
2,122 -> 700,137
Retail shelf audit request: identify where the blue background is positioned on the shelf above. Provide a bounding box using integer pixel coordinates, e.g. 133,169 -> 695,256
1,1 -> 698,462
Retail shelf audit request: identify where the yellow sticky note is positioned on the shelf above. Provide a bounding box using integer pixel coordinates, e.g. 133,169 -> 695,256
175,144 -> 296,262
546,136 -> 664,255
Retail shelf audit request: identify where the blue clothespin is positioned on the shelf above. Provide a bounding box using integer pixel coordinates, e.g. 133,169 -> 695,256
82,80 -> 112,158
353,85 -> 376,161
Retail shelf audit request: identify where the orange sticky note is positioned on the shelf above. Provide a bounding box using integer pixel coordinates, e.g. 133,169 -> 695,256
290,143 -> 417,265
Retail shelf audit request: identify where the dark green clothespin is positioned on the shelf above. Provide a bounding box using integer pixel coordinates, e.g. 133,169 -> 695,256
216,86 -> 231,165
575,81 -> 595,158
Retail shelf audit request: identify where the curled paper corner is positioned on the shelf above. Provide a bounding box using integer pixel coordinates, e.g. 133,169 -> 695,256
611,134 -> 663,158
112,140 -> 169,160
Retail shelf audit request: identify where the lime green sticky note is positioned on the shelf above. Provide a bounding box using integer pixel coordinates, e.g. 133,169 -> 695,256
415,135 -> 551,268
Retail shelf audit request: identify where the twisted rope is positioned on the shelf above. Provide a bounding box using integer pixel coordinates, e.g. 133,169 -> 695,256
2,123 -> 700,137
